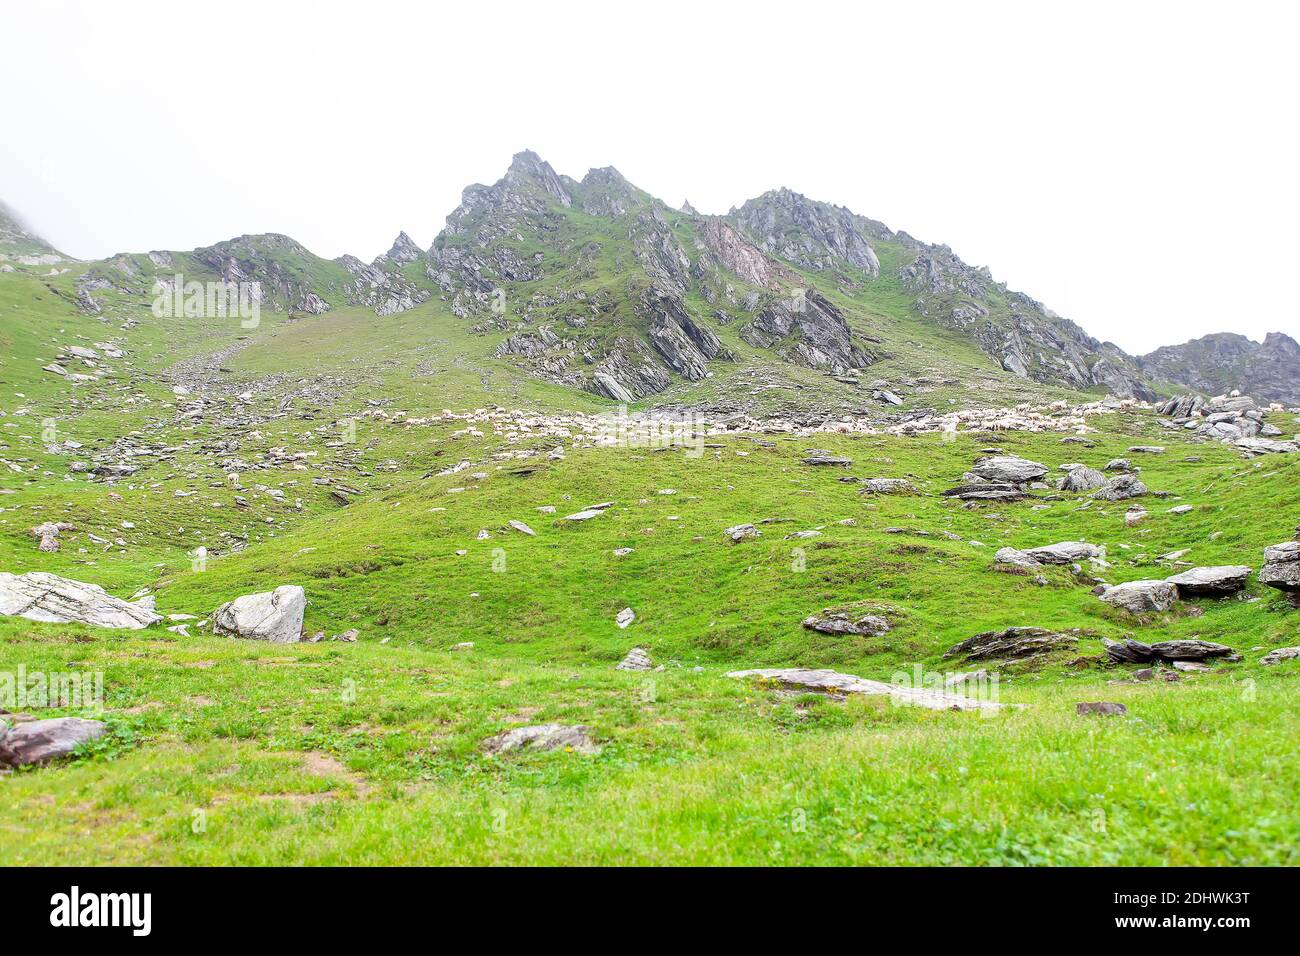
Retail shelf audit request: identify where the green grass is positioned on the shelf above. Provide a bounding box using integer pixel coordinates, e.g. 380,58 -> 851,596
2,204 -> 1299,866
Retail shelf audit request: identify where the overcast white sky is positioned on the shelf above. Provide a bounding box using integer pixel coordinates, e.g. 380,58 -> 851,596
3,0 -> 1297,354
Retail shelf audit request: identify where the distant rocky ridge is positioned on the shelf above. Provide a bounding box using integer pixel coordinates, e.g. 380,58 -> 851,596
3,151 -> 1295,407
1141,332 -> 1300,406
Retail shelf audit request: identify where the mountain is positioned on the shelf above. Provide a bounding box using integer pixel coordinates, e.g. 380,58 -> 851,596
8,151 -> 1292,410
0,199 -> 67,265
418,150 -> 1160,406
1139,332 -> 1300,406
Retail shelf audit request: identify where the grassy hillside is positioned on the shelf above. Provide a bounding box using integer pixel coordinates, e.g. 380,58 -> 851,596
1,192 -> 1298,866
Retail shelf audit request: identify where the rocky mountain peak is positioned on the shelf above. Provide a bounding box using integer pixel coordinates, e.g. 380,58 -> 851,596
730,188 -> 882,277
382,231 -> 423,265
1140,331 -> 1300,405
504,149 -> 572,208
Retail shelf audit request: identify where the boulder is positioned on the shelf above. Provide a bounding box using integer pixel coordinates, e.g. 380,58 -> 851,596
616,647 -> 653,671
801,449 -> 852,466
0,717 -> 107,767
724,523 -> 760,543
1103,637 -> 1156,663
726,667 -> 1005,712
1259,541 -> 1300,596
942,626 -> 1077,661
1149,639 -> 1235,661
994,547 -> 1040,569
1076,702 -> 1127,716
1025,541 -> 1104,564
1098,580 -> 1177,613
968,456 -> 1048,484
1128,446 -> 1165,454
1260,647 -> 1300,665
1058,466 -> 1107,492
0,572 -> 160,630
212,585 -> 306,643
1093,474 -> 1148,501
802,609 -> 891,636
482,724 -> 600,755
1165,565 -> 1252,596
615,607 -> 635,629
941,483 -> 1028,502
1104,458 -> 1134,472
859,478 -> 916,494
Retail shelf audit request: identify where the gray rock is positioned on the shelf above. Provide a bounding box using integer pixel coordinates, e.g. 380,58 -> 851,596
1025,541 -> 1104,564
482,723 -> 600,755
1260,647 -> 1300,665
1093,474 -> 1148,501
507,519 -> 536,536
726,667 -> 1005,712
1103,637 -> 1156,663
1165,565 -> 1252,596
1076,702 -> 1127,716
1235,437 -> 1299,455
994,547 -> 1040,569
802,609 -> 891,636
0,717 -> 107,767
801,450 -> 852,466
1058,466 -> 1107,491
968,456 -> 1048,484
942,483 -> 1028,501
859,478 -> 916,494
0,572 -> 160,630
1128,446 -> 1165,454
212,585 -> 306,643
1259,541 -> 1300,594
1098,580 -> 1177,613
1104,458 -> 1134,472
1149,639 -> 1235,661
943,626 -> 1077,661
616,647 -> 653,671
724,523 -> 760,543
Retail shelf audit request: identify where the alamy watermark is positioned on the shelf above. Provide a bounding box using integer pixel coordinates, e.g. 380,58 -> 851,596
593,403 -> 708,458
1,665 -> 104,713
152,274 -> 260,328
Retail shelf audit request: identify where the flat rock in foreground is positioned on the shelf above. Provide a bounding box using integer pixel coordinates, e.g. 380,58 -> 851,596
482,723 -> 600,755
0,717 -> 107,767
212,585 -> 306,643
0,571 -> 160,630
727,668 -> 1007,712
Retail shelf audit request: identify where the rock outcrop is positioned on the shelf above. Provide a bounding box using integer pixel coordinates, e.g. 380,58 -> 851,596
212,585 -> 306,643
1141,332 -> 1300,406
0,572 -> 160,629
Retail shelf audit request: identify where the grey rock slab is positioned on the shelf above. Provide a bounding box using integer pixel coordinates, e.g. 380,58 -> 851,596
1076,702 -> 1127,716
1149,639 -> 1235,661
1260,647 -> 1300,665
943,626 -> 1077,661
481,723 -> 600,755
802,610 -> 891,636
0,572 -> 160,630
968,456 -> 1048,483
0,717 -> 107,767
616,647 -> 653,671
1165,565 -> 1252,596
